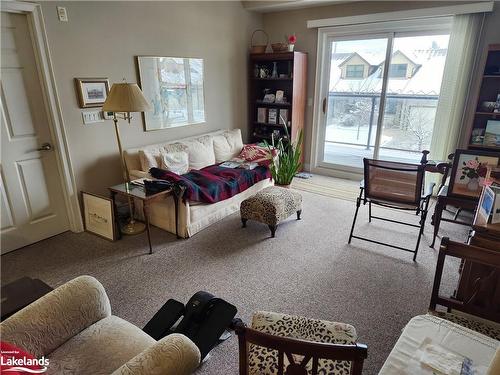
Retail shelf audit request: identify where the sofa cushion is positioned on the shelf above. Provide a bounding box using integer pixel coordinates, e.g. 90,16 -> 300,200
180,135 -> 215,170
139,143 -> 188,171
47,316 -> 155,375
160,151 -> 189,175
213,129 -> 244,163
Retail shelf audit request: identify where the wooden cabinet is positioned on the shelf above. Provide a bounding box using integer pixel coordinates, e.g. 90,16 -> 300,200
467,44 -> 500,152
248,52 -> 307,156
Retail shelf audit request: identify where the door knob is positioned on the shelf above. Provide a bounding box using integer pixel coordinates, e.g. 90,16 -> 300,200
37,143 -> 52,151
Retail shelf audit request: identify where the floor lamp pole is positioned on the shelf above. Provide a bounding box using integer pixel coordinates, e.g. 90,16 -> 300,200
113,113 -> 145,235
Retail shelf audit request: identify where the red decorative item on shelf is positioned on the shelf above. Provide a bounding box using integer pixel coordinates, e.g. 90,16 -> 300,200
288,34 -> 297,44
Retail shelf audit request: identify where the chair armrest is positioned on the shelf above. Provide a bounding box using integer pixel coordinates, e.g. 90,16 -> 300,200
111,334 -> 201,375
0,276 -> 111,357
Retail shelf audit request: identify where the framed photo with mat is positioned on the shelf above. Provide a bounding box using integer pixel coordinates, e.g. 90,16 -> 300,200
81,191 -> 116,241
447,149 -> 500,200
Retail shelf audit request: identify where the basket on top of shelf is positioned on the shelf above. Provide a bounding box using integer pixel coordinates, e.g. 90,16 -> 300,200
271,42 -> 288,53
250,29 -> 269,54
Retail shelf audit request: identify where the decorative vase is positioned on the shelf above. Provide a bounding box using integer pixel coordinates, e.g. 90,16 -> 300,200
288,44 -> 295,52
467,177 -> 479,191
271,62 -> 278,78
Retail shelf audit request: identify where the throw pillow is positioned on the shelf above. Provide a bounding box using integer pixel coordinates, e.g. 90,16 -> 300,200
139,149 -> 161,171
213,129 -> 244,163
180,135 -> 216,170
237,144 -> 276,165
160,151 -> 189,175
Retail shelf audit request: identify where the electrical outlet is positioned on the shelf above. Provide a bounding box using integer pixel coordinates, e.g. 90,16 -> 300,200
57,7 -> 68,22
82,110 -> 104,124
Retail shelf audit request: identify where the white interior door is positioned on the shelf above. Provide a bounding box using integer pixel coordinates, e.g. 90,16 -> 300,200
1,11 -> 69,254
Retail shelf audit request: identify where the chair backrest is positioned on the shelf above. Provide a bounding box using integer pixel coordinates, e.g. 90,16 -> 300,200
234,321 -> 368,375
430,237 -> 500,323
363,158 -> 426,206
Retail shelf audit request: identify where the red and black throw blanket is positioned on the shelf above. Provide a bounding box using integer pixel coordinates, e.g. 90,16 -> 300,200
149,165 -> 271,204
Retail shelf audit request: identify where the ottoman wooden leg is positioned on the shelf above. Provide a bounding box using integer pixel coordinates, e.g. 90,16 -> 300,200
297,210 -> 302,220
268,225 -> 276,238
241,218 -> 247,228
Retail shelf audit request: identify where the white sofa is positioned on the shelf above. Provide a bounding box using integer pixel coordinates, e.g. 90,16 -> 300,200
123,129 -> 273,238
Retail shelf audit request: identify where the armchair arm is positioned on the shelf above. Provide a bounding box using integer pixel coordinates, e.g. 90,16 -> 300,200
0,276 -> 111,357
111,334 -> 201,375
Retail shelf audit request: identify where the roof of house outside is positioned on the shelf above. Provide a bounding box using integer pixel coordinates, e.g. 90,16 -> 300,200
330,48 -> 447,96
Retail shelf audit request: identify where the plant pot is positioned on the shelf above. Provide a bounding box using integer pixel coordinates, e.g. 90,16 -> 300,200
288,44 -> 295,52
275,183 -> 291,189
467,177 -> 480,191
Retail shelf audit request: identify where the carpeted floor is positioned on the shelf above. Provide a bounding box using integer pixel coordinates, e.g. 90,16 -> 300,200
1,190 -> 469,374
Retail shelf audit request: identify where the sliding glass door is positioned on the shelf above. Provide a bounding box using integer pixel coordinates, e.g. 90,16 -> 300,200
315,21 -> 451,173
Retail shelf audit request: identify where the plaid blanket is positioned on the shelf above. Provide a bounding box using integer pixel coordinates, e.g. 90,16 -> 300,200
149,165 -> 271,203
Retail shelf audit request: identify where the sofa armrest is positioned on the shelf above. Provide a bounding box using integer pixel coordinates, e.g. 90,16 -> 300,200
111,334 -> 200,375
0,275 -> 111,357
130,170 -> 150,180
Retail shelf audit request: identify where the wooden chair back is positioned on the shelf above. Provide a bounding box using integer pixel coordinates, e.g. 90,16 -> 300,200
234,321 -> 368,375
430,237 -> 500,323
363,158 -> 426,206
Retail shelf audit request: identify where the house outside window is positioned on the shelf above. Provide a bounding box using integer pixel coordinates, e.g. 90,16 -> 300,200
389,63 -> 408,78
345,64 -> 365,78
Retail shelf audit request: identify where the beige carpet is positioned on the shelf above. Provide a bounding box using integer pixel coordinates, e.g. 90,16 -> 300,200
1,191 -> 469,374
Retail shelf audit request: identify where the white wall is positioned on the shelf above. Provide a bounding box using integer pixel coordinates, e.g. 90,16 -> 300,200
41,1 -> 262,195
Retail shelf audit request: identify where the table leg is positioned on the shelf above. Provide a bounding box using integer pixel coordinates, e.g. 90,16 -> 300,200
111,191 -> 122,240
174,194 -> 180,239
143,201 -> 153,254
430,198 -> 444,248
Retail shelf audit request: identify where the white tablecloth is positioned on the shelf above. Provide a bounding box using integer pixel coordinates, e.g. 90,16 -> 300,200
379,314 -> 499,374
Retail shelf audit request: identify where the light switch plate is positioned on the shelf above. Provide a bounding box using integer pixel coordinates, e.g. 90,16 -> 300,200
82,110 -> 104,124
57,7 -> 68,22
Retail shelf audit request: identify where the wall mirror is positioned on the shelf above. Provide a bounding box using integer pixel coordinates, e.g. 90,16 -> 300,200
137,56 -> 205,131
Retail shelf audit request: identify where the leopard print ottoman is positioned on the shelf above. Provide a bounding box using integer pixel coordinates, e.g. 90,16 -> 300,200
240,186 -> 302,237
248,311 -> 357,375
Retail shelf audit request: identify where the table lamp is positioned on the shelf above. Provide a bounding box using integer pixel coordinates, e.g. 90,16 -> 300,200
103,82 -> 151,235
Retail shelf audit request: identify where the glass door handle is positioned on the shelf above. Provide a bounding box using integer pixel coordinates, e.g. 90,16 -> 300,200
37,143 -> 52,151
322,97 -> 327,114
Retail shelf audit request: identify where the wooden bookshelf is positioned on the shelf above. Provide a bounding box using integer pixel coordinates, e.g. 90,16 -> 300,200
248,52 -> 307,158
467,44 -> 500,151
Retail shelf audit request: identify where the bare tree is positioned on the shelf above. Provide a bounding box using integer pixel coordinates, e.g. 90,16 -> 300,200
402,105 -> 434,151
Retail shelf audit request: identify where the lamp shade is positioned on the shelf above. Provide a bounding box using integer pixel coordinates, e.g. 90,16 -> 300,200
103,83 -> 151,112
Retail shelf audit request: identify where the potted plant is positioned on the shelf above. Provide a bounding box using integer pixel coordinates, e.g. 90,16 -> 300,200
264,125 -> 303,188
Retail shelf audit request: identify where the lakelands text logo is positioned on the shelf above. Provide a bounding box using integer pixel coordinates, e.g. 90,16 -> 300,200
1,349 -> 49,373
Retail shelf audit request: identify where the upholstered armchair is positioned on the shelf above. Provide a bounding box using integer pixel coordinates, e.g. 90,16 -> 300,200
0,276 -> 200,375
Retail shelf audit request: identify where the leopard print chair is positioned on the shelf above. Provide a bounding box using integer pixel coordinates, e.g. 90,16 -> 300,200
235,311 -> 367,375
240,186 -> 302,237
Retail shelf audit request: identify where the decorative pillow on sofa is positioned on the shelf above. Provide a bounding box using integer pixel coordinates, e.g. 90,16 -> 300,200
138,143 -> 188,171
179,135 -> 216,170
139,149 -> 161,171
160,151 -> 189,175
213,129 -> 244,163
237,144 -> 276,165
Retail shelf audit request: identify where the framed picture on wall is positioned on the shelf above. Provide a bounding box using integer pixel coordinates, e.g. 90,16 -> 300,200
137,56 -> 206,131
74,78 -> 109,108
82,191 -> 116,241
448,149 -> 500,200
